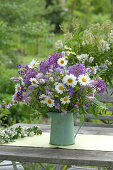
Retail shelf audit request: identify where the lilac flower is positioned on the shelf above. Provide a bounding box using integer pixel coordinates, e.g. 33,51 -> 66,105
0,104 -> 2,109
7,103 -> 12,109
28,85 -> 34,93
48,52 -> 62,70
68,63 -> 86,78
12,94 -> 18,105
10,77 -> 20,82
23,92 -> 31,104
24,69 -> 38,85
39,60 -> 50,74
95,79 -> 106,93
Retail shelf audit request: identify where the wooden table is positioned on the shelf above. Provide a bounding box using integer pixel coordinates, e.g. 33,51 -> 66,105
0,123 -> 113,168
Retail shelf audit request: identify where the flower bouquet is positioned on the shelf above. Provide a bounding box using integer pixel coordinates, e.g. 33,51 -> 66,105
10,52 -> 106,145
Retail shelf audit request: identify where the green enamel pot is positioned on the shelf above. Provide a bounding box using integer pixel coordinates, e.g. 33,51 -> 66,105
48,112 -> 75,146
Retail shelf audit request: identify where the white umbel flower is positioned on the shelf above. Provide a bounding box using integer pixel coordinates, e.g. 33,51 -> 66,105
108,30 -> 113,43
28,59 -> 39,68
30,78 -> 38,87
39,94 -> 47,104
60,96 -> 70,104
15,84 -> 21,92
55,83 -> 64,94
57,57 -> 68,67
78,74 -> 91,86
63,74 -> 77,87
98,40 -> 110,52
46,97 -> 54,108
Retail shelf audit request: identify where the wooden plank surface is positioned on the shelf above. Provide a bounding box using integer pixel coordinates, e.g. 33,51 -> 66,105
0,124 -> 113,167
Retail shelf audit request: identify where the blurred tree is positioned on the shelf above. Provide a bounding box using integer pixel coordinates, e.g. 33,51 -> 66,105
64,0 -> 111,30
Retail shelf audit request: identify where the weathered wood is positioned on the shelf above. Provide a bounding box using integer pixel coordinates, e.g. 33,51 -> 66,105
1,124 -> 113,167
96,93 -> 113,103
76,113 -> 113,121
11,123 -> 113,136
0,145 -> 113,167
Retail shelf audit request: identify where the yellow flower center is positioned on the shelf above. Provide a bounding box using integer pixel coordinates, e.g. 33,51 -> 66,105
64,98 -> 68,102
48,99 -> 52,104
17,86 -> 20,91
48,73 -> 50,76
60,60 -> 64,64
59,86 -> 63,90
67,50 -> 70,53
82,78 -> 87,82
67,78 -> 73,83
33,63 -> 35,67
32,80 -> 36,84
42,97 -> 46,101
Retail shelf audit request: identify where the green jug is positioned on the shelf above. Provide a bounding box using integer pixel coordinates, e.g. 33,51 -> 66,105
48,112 -> 75,146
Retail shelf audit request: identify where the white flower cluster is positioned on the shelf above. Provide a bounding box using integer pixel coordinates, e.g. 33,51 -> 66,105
98,40 -> 110,52
0,126 -> 42,144
76,54 -> 89,63
108,30 -> 113,43
55,40 -> 63,50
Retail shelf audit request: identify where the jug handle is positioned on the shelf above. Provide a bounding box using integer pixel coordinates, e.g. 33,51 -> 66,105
74,116 -> 84,138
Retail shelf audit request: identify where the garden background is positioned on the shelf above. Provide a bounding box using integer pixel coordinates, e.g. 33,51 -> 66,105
0,0 -> 113,126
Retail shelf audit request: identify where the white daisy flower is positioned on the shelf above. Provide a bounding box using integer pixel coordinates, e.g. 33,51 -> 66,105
46,72 -> 51,76
15,84 -> 21,92
71,51 -> 76,55
76,55 -> 83,61
30,78 -> 38,87
46,97 -> 54,108
66,50 -> 71,56
28,59 -> 39,68
39,94 -> 47,104
55,83 -> 64,94
64,46 -> 72,50
60,96 -> 70,104
49,77 -> 54,82
57,57 -> 68,67
19,77 -> 25,85
63,74 -> 77,87
78,74 -> 91,86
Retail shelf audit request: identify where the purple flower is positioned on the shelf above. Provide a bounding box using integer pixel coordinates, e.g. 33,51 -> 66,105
23,92 -> 31,104
39,60 -> 50,74
16,91 -> 23,100
28,85 -> 34,93
48,52 -> 62,70
18,65 -> 29,76
68,86 -> 74,96
95,79 -> 106,93
0,104 -> 2,109
24,69 -> 38,85
61,109 -> 67,115
7,103 -> 12,109
17,64 -> 21,68
54,100 -> 60,109
68,63 -> 86,78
